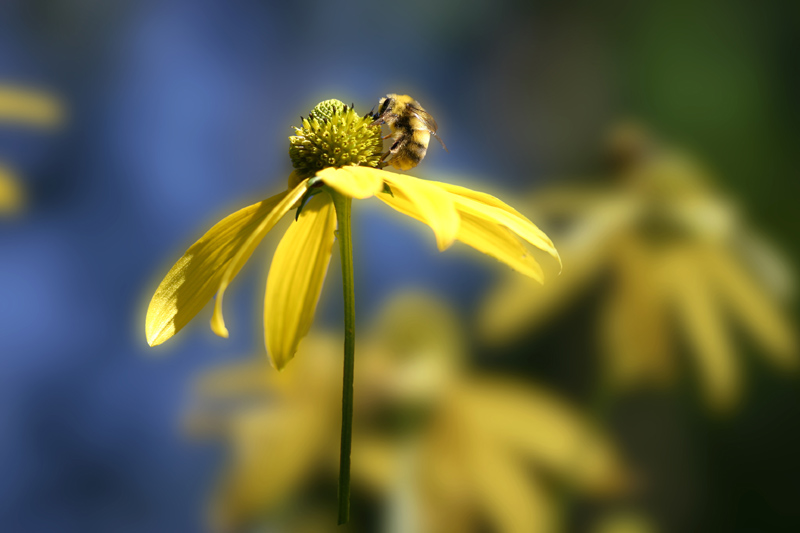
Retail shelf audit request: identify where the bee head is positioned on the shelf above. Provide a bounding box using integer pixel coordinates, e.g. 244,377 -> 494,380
370,95 -> 396,127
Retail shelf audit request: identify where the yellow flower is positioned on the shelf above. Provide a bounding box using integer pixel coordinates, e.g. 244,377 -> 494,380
0,84 -> 64,128
0,84 -> 65,216
146,99 -> 559,370
0,163 -> 25,216
189,293 -> 628,533
479,123 -> 797,412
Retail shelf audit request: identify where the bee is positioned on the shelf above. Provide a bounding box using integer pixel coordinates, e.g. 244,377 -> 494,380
369,94 -> 447,171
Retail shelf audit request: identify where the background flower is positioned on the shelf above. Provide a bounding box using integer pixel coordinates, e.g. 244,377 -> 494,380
479,124 -> 797,412
189,292 -> 629,532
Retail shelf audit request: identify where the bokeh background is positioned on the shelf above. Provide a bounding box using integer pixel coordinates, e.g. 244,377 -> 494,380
1,0 -> 798,532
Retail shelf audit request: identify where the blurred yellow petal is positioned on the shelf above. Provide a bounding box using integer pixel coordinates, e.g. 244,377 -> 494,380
0,163 -> 25,215
212,404 -> 328,531
478,212 -> 619,345
703,246 -> 798,369
457,379 -> 629,494
146,188 -> 300,347
379,173 -> 460,251
600,238 -> 673,389
0,84 -> 64,128
190,336 -> 344,529
210,180 -> 309,338
665,247 -> 740,412
525,187 -> 621,217
592,511 -> 658,533
317,165 -> 385,199
264,191 -> 337,370
468,431 -> 555,533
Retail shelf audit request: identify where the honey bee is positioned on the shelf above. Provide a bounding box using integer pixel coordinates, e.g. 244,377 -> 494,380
370,94 -> 447,171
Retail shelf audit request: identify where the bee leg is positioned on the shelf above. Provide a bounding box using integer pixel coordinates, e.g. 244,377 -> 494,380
432,132 -> 448,152
382,133 -> 393,140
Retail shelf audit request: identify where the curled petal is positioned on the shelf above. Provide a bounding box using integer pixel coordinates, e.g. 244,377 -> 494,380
210,181 -> 310,338
146,190 -> 293,346
379,181 -> 545,280
379,173 -> 460,251
433,182 -> 531,219
264,191 -> 337,370
146,180 -> 308,347
318,166 -> 385,199
457,211 -> 544,282
447,192 -> 561,269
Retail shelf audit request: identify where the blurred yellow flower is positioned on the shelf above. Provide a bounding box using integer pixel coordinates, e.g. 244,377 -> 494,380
146,100 -> 558,370
479,124 -> 797,412
0,84 -> 64,128
189,293 -> 628,532
0,83 -> 65,217
0,163 -> 25,215
591,510 -> 658,533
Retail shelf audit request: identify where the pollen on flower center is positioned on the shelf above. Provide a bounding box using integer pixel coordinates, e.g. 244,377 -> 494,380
289,99 -> 383,180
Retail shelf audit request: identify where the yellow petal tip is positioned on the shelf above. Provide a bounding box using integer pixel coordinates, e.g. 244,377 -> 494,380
144,319 -> 172,348
210,315 -> 229,339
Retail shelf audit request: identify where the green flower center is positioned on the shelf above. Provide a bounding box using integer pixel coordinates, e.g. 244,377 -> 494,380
289,99 -> 383,180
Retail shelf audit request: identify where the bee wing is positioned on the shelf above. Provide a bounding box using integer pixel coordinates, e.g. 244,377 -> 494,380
408,104 -> 447,152
407,104 -> 438,133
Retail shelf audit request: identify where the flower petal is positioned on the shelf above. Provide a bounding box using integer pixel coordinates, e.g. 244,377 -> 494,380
379,173 -> 459,251
433,181 -> 531,219
264,191 -> 337,370
459,379 -> 629,495
0,163 -> 25,215
0,84 -> 64,128
446,190 -> 561,268
457,211 -> 544,282
210,181 -> 309,338
665,246 -> 740,412
703,245 -> 798,369
317,165 -> 385,199
146,190 -> 293,346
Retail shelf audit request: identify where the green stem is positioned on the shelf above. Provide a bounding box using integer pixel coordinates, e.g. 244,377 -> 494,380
332,192 -> 355,525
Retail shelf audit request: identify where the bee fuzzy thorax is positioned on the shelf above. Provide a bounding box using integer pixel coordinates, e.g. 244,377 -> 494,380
370,93 -> 445,171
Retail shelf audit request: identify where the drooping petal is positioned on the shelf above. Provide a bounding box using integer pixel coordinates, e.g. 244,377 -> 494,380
599,238 -> 673,389
378,173 -> 459,251
703,245 -> 797,369
210,181 -> 310,338
465,424 -> 555,533
380,183 -> 545,280
665,246 -> 740,412
317,165 -> 385,199
146,187 -> 301,347
457,211 -> 544,281
264,191 -> 337,370
478,215 -> 614,346
458,379 -> 629,495
433,181 -> 531,219
446,190 -> 561,267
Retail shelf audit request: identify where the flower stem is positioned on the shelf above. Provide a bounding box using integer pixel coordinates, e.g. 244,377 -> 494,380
332,192 -> 355,525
